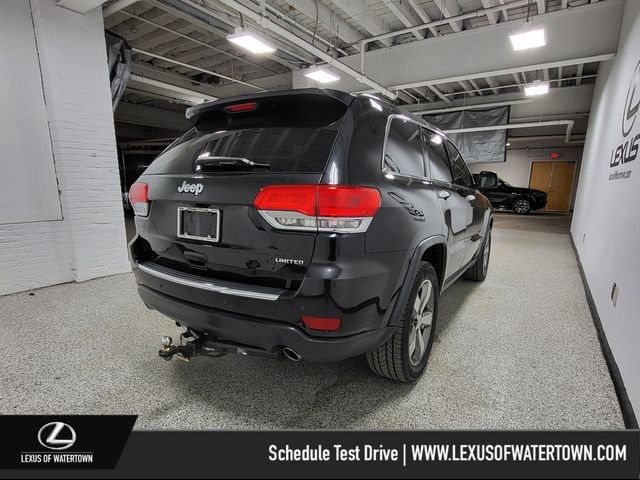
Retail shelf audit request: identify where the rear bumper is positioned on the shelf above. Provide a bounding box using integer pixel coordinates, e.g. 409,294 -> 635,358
138,285 -> 395,362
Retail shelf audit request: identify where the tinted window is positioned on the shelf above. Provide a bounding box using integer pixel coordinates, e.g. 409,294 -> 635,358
144,124 -> 341,174
423,130 -> 452,182
446,141 -> 473,188
383,118 -> 425,177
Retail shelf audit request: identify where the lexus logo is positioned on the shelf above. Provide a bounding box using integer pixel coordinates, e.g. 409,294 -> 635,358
37,422 -> 76,451
622,59 -> 640,137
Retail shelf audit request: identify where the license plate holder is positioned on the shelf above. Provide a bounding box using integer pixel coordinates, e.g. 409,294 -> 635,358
177,207 -> 220,243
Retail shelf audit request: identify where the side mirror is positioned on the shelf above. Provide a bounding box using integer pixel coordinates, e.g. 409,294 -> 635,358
476,171 -> 498,189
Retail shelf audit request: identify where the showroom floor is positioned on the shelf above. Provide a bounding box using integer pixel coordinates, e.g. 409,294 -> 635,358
0,213 -> 624,429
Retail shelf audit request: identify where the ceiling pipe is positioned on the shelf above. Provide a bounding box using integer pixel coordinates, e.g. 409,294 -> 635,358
208,0 -> 397,99
443,120 -> 577,143
129,73 -> 218,103
413,99 -> 533,115
132,48 -> 266,91
359,0 -> 532,75
444,74 -> 599,97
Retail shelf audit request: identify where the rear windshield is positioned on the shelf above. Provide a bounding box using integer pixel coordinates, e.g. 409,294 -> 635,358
144,95 -> 348,175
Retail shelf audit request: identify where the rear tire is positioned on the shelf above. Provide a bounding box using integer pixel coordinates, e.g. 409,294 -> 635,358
464,228 -> 491,281
366,262 -> 438,382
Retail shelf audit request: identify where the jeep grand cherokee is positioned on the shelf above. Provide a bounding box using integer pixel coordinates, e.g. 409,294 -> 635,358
128,89 -> 493,382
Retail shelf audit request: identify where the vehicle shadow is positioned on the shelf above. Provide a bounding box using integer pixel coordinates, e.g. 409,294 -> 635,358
163,279 -> 481,430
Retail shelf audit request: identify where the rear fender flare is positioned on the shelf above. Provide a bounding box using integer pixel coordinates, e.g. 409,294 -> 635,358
387,235 -> 448,327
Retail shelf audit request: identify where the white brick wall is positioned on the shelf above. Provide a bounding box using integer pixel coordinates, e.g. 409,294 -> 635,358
0,0 -> 130,295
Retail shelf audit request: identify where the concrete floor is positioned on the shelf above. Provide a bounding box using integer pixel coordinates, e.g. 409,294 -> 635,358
0,212 -> 624,429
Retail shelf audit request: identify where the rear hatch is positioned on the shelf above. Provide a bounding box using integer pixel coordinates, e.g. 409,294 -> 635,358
132,90 -> 353,295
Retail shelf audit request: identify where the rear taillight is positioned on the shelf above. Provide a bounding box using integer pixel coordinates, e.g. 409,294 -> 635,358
129,182 -> 149,217
253,185 -> 380,233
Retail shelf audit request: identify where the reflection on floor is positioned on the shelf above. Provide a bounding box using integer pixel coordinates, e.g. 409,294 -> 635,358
0,212 -> 624,429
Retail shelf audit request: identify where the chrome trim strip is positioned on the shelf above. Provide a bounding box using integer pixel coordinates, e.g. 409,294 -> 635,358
137,263 -> 281,301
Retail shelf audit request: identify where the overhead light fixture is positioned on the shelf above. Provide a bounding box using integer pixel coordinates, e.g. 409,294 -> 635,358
509,27 -> 546,51
430,133 -> 443,145
227,28 -> 275,54
303,66 -> 341,84
506,142 -> 511,146
525,80 -> 550,97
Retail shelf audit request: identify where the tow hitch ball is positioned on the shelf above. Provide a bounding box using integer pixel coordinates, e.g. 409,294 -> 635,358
158,335 -> 196,361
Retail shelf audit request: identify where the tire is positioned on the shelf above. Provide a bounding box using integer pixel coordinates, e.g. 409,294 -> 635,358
512,197 -> 532,214
366,262 -> 438,382
464,227 -> 491,282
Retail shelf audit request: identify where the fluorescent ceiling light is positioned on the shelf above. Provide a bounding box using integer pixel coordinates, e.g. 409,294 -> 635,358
303,66 -> 341,83
525,81 -> 550,97
509,27 -> 546,51
227,29 -> 275,54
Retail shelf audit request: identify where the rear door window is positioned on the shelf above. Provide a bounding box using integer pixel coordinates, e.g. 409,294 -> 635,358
383,117 -> 425,177
446,140 -> 474,188
423,129 -> 452,183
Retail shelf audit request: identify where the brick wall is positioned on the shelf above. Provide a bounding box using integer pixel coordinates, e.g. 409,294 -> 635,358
0,0 -> 130,295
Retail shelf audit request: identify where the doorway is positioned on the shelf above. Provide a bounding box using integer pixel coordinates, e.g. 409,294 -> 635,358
529,161 -> 576,212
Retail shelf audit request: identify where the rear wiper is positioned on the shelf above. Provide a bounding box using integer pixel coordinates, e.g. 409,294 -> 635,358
195,155 -> 270,169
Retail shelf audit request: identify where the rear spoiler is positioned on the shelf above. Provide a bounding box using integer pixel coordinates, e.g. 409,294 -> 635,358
185,88 -> 355,128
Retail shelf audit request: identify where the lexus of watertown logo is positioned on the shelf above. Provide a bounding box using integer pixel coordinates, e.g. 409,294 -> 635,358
178,180 -> 204,195
20,421 -> 94,465
38,422 -> 76,450
610,58 -> 640,180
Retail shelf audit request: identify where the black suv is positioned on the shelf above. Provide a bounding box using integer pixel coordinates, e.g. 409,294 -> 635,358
129,89 -> 493,382
473,172 -> 547,214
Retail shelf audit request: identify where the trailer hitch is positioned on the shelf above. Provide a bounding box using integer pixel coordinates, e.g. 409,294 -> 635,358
158,330 -> 282,361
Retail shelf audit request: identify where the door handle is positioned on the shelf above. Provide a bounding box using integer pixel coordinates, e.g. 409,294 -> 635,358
465,194 -> 476,201
438,190 -> 451,199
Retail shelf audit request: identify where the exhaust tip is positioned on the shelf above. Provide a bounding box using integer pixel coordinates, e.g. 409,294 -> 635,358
282,347 -> 302,362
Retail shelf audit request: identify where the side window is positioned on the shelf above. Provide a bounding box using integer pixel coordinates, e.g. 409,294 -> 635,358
383,117 -> 425,177
446,140 -> 473,188
423,129 -> 452,183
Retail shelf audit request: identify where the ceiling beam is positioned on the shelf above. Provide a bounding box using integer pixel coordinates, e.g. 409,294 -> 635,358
406,0 -> 439,36
284,0 -> 364,45
381,0 -> 424,40
102,0 -> 137,16
323,0 -> 623,93
331,0 -> 393,46
404,84 -> 596,120
427,85 -> 452,104
536,0 -> 546,14
432,0 -> 462,32
485,76 -> 500,95
576,64 -> 584,85
480,0 -> 499,24
129,73 -> 218,103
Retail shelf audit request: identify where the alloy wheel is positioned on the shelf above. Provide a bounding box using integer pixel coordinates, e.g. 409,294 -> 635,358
408,279 -> 435,366
513,199 -> 531,214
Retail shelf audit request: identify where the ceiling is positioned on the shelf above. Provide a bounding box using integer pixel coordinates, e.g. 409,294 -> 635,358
103,0 -> 616,144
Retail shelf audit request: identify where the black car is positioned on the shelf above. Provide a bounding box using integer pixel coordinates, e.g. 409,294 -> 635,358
473,172 -> 547,214
128,89 -> 493,382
